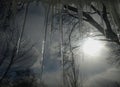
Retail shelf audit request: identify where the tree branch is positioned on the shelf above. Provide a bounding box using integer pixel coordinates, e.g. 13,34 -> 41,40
91,5 -> 101,16
102,4 -> 119,44
91,4 -> 120,44
64,5 -> 104,35
64,5 -> 120,45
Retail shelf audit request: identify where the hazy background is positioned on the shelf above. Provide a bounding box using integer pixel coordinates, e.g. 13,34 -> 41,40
15,2 -> 120,87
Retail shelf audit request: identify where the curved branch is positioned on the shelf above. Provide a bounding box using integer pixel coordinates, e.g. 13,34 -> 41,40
64,5 -> 120,45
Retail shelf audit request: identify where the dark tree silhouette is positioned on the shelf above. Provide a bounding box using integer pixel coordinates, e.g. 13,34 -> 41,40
64,4 -> 120,45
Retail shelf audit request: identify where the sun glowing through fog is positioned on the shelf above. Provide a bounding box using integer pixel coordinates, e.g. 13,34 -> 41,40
82,38 -> 104,57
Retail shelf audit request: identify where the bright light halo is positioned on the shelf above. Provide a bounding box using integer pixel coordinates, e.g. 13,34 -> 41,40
82,38 -> 104,57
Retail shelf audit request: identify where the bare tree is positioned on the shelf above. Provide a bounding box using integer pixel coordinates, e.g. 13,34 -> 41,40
0,2 -> 39,85
64,4 -> 120,44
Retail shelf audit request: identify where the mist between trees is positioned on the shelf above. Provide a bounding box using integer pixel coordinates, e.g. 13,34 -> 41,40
0,0 -> 120,87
